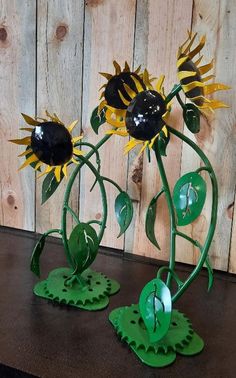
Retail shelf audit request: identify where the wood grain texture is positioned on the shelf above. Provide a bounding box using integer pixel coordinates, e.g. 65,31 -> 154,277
36,0 -> 84,235
178,0 -> 236,271
125,0 -> 193,260
0,0 -> 36,230
80,0 -> 136,249
229,191 -> 236,273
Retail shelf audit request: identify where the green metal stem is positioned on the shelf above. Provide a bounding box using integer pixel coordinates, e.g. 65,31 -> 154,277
101,176 -> 123,192
165,84 -> 182,104
44,228 -> 62,236
61,134 -> 111,267
153,140 -> 177,288
64,204 -> 80,225
168,126 -> 218,303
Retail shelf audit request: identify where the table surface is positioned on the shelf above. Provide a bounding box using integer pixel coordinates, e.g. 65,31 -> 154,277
0,226 -> 235,378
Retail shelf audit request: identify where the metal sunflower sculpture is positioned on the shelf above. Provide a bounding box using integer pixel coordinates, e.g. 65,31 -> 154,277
98,33 -> 230,368
10,111 -> 123,311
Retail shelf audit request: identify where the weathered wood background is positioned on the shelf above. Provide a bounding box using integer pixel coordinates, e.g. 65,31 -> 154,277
0,0 -> 235,273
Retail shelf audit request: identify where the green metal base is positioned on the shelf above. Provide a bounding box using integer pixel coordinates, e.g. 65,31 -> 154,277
109,304 -> 204,367
34,267 -> 120,311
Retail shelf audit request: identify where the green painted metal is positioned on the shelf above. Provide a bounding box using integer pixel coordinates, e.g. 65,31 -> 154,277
145,189 -> 164,250
31,132 -> 125,311
139,278 -> 172,342
114,191 -> 133,238
173,172 -> 207,226
90,106 -> 107,134
34,267 -> 120,311
109,304 -> 204,367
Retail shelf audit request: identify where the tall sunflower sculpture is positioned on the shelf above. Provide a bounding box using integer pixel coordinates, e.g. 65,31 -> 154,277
10,111 -> 124,310
99,33 -> 230,367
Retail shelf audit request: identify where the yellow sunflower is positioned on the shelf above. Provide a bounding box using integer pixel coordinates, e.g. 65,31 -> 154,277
10,111 -> 83,182
177,31 -> 230,112
99,61 -> 170,153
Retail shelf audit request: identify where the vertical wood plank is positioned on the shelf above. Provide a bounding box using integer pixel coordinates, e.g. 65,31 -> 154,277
36,0 -> 84,235
0,0 -> 36,230
80,0 -> 136,249
125,0 -> 193,260
229,191 -> 236,273
178,0 -> 236,271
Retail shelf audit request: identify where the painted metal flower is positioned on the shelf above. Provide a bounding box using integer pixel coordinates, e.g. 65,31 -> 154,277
177,32 -> 230,112
10,111 -> 83,182
99,61 -> 170,154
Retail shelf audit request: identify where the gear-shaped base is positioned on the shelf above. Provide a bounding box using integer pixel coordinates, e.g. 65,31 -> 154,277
34,267 -> 120,311
109,304 -> 204,367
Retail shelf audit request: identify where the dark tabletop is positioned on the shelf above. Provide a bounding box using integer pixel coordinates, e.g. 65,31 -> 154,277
0,226 -> 235,378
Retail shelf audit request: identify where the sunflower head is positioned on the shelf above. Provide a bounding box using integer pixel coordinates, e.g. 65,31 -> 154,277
177,31 -> 230,112
10,111 -> 83,182
100,64 -> 170,155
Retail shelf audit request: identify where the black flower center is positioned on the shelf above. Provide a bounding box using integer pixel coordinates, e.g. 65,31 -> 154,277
178,56 -> 203,105
31,122 -> 73,166
104,72 -> 145,109
125,90 -> 167,141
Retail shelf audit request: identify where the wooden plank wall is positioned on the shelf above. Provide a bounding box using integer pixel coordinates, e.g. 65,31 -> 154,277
0,0 -> 235,273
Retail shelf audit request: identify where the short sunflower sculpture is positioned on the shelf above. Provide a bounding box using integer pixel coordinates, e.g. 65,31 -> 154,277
90,32 -> 229,367
10,111 -> 123,310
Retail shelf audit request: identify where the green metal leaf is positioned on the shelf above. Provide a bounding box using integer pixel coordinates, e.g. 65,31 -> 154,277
158,129 -> 170,156
145,191 -> 164,250
173,172 -> 207,226
115,191 -> 133,237
139,278 -> 172,343
30,233 -> 46,277
41,170 -> 64,205
68,223 -> 99,273
90,106 -> 106,134
21,113 -> 40,126
183,103 -> 200,134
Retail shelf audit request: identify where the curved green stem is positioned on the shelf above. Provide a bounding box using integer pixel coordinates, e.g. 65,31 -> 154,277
61,134 -> 111,267
168,126 -> 218,303
153,140 -> 177,288
64,204 -> 80,225
101,176 -> 123,192
157,266 -> 183,288
44,228 -> 62,236
165,84 -> 182,104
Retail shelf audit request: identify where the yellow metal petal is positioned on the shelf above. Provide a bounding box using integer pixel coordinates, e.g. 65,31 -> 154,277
99,91 -> 105,100
198,59 -> 214,75
177,70 -> 197,81
131,74 -> 144,93
9,136 -> 31,145
99,72 -> 113,80
105,105 -> 126,117
99,83 -> 106,91
162,126 -> 168,137
194,55 -> 203,66
200,100 -> 230,109
18,148 -> 33,157
113,60 -> 121,74
138,141 -> 148,155
19,154 -> 38,171
203,83 -> 231,96
21,113 -> 39,126
148,134 -> 159,149
201,74 -> 215,82
182,32 -> 197,55
73,147 -> 83,156
182,81 -> 204,92
188,35 -> 206,59
37,165 -> 53,179
53,113 -> 63,124
106,129 -> 128,136
178,34 -> 191,56
134,65 -> 141,74
67,119 -> 79,133
98,100 -> 107,113
124,138 -> 143,154
156,75 -> 165,93
54,166 -> 62,182
62,164 -> 68,178
105,108 -> 126,127
118,90 -> 130,106
177,55 -> 189,68
71,157 -> 79,165
34,161 -> 43,170
191,95 -> 211,103
72,135 -> 83,143
142,69 -> 153,90
124,61 -> 130,72
123,83 -> 137,99
19,127 -> 34,132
